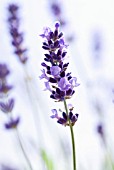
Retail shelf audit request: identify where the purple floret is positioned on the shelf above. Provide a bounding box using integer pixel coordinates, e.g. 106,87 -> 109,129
5,117 -> 20,129
0,98 -> 15,113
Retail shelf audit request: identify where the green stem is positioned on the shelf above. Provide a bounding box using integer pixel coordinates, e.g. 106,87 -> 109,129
102,135 -> 114,170
15,128 -> 33,170
106,148 -> 114,170
64,99 -> 76,170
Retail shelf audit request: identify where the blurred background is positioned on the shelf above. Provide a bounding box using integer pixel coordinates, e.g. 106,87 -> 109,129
0,0 -> 114,170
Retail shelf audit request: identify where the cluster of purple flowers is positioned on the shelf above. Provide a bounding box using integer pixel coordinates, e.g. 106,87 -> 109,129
51,104 -> 79,126
40,22 -> 79,126
0,64 -> 20,129
8,4 -> 28,64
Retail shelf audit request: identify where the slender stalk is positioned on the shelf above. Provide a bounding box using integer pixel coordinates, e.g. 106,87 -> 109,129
64,99 -> 76,170
15,128 -> 34,170
105,146 -> 114,170
107,153 -> 114,170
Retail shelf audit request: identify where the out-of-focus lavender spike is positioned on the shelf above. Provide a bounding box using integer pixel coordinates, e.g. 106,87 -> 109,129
97,123 -> 106,145
94,33 -> 102,52
0,64 -> 12,97
0,63 -> 20,129
7,4 -> 28,64
91,31 -> 103,66
49,1 -> 75,42
50,2 -> 66,27
1,164 -> 18,170
51,3 -> 61,16
0,62 -> 32,168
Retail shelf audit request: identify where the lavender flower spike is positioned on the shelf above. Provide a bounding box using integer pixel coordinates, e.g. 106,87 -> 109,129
0,63 -> 20,129
40,22 -> 79,102
40,22 -> 80,126
7,4 -> 28,64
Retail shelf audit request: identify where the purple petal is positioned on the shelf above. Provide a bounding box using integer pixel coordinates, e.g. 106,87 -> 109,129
50,115 -> 56,118
69,77 -> 80,87
39,69 -> 49,80
68,103 -> 73,109
55,22 -> 60,28
44,82 -> 52,92
58,77 -> 70,91
39,34 -> 45,38
51,109 -> 59,119
59,39 -> 69,49
51,109 -> 57,115
50,66 -> 61,77
40,27 -> 51,40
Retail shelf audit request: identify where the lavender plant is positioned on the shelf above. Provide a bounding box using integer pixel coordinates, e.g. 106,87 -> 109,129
0,64 -> 33,170
40,22 -> 80,170
7,5 -> 47,156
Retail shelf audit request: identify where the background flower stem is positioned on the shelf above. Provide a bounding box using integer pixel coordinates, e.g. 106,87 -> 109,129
15,128 -> 33,170
64,99 -> 76,170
